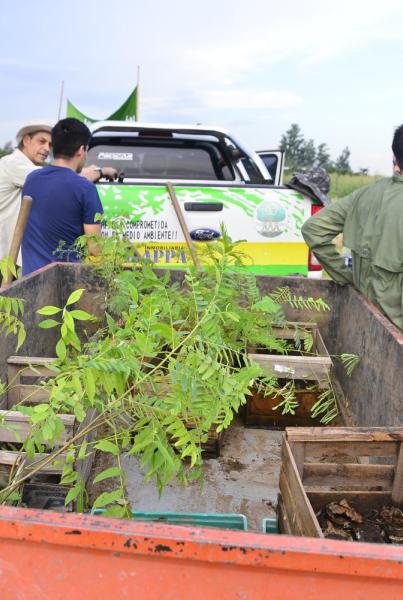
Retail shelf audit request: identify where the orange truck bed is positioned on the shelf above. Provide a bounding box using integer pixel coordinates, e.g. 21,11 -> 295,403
1,506 -> 403,599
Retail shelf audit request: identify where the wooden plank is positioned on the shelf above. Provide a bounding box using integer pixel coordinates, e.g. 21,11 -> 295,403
249,353 -> 332,368
286,427 -> 403,443
288,441 -> 305,477
7,385 -> 51,408
270,325 -> 326,355
315,330 -> 329,357
7,356 -> 56,380
0,411 -> 75,445
24,452 -> 67,474
392,442 -> 403,506
75,408 -> 98,485
10,366 -> 55,379
0,451 -> 66,474
279,469 -> 304,536
248,353 -> 331,382
277,495 -> 294,535
302,463 -> 394,489
302,441 -> 399,459
307,490 -> 392,513
280,439 -> 322,537
271,322 -> 318,341
7,356 -> 55,366
7,364 -> 20,408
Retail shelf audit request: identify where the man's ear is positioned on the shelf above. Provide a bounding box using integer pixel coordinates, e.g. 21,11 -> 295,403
22,134 -> 31,149
76,144 -> 86,157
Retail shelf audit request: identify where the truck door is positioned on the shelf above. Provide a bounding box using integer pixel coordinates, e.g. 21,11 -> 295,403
257,151 -> 285,186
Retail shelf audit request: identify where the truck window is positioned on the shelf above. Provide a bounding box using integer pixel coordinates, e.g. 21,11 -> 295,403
239,157 -> 266,184
87,140 -> 235,181
259,154 -> 278,181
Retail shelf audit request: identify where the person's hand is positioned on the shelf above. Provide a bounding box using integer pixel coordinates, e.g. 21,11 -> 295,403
81,165 -> 101,182
99,167 -> 118,181
81,165 -> 118,182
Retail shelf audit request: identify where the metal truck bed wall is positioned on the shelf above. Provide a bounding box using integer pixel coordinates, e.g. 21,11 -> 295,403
1,263 -> 402,425
0,506 -> 402,599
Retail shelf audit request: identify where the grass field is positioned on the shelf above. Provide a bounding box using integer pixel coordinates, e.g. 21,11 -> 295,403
329,173 -> 383,201
284,171 -> 383,202
283,172 -> 384,275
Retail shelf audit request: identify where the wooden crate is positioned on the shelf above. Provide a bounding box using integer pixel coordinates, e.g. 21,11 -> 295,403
248,323 -> 332,383
278,427 -> 403,538
0,450 -> 68,488
7,355 -> 54,407
5,355 -> 97,497
0,410 -> 72,501
245,323 -> 333,428
0,410 -> 75,445
201,426 -> 225,459
178,422 -> 225,459
145,380 -> 226,459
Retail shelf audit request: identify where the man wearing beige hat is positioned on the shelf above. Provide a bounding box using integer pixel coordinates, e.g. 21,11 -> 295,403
0,121 -> 52,263
0,121 -> 117,264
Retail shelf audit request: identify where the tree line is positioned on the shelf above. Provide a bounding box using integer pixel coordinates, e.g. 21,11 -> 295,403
1,123 -> 364,175
0,142 -> 12,159
279,124 -> 365,175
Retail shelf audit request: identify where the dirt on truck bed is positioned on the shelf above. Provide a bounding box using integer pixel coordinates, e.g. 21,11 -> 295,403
121,416 -> 282,532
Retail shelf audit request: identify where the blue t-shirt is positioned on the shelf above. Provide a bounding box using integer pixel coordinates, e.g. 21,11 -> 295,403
22,166 -> 103,275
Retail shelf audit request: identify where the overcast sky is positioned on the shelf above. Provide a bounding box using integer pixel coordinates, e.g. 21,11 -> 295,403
1,0 -> 403,174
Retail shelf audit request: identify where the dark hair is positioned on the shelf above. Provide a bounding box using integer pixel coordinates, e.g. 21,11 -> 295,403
52,118 -> 91,158
392,124 -> 403,169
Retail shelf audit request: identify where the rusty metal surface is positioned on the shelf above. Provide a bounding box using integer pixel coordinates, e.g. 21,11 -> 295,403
0,263 -> 61,406
0,505 -> 403,599
58,263 -> 106,322
255,275 -> 340,349
332,286 -> 403,426
3,265 -> 403,427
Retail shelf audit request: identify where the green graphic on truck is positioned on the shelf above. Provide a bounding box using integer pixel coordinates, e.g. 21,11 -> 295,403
97,185 -> 309,244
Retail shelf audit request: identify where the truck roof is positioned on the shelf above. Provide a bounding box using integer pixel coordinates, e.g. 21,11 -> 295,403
89,120 -> 270,181
90,120 -> 234,136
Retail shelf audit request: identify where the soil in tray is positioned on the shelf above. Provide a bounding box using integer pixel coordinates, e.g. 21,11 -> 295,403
317,499 -> 403,544
244,382 -> 326,429
251,346 -> 315,357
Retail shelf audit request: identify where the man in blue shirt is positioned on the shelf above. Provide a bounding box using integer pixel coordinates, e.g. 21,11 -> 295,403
22,118 -> 103,276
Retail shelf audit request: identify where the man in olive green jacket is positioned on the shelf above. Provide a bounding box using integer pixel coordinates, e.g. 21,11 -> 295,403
302,125 -> 403,331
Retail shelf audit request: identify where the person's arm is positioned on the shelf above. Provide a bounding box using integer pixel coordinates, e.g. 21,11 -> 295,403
301,194 -> 357,285
83,223 -> 102,256
81,179 -> 104,257
81,165 -> 117,182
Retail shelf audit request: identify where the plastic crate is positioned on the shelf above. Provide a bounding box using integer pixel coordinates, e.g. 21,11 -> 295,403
91,510 -> 248,531
262,517 -> 279,534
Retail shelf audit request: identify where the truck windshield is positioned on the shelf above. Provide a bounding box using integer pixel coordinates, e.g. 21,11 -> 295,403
87,140 -> 235,181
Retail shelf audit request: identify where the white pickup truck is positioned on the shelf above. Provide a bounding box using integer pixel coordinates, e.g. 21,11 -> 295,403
87,121 -> 322,276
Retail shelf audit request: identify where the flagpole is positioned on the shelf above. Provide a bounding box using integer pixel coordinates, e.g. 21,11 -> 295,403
136,65 -> 140,122
57,80 -> 65,121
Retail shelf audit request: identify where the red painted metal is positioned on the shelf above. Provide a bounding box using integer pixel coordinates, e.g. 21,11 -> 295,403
308,204 -> 323,272
0,506 -> 402,599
